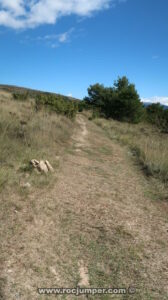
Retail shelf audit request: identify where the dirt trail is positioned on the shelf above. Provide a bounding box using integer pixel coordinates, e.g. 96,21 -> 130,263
1,114 -> 168,300
72,114 -> 88,150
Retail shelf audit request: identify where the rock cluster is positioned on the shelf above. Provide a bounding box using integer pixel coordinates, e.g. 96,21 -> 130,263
30,159 -> 54,174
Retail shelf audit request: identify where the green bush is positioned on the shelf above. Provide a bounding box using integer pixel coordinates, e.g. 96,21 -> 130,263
78,101 -> 86,112
35,94 -> 78,119
13,92 -> 29,101
84,77 -> 144,123
88,109 -> 101,121
146,103 -> 168,132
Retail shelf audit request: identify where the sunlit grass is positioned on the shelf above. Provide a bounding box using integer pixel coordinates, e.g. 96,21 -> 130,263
0,92 -> 75,190
94,118 -> 168,184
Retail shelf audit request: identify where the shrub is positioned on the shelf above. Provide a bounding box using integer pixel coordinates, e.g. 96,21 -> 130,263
35,94 -> 78,119
13,92 -> 29,101
84,77 -> 144,123
88,109 -> 101,120
78,101 -> 88,112
146,103 -> 168,132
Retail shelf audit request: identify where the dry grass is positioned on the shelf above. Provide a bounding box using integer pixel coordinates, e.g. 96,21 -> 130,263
94,118 -> 168,185
0,110 -> 168,299
0,90 -> 76,299
0,91 -> 75,192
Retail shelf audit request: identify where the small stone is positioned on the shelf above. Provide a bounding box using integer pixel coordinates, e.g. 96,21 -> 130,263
37,160 -> 49,174
30,159 -> 39,167
30,159 -> 54,174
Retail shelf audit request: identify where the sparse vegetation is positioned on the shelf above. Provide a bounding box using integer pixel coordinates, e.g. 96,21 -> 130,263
13,92 -> 29,101
94,117 -> 168,184
0,91 -> 75,191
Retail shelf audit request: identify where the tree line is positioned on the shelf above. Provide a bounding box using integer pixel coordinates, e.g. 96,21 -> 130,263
12,78 -> 168,130
82,76 -> 168,132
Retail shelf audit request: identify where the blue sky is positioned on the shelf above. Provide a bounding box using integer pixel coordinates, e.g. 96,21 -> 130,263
0,0 -> 168,104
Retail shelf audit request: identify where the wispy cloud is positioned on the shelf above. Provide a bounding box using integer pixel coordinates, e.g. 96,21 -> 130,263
32,27 -> 74,48
0,0 -> 124,29
141,97 -> 168,106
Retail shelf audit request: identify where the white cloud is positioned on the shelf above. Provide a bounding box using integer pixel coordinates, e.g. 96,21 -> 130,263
0,0 -> 25,16
58,27 -> 74,43
58,32 -> 69,43
141,97 -> 168,106
34,27 -> 74,48
0,0 -> 122,29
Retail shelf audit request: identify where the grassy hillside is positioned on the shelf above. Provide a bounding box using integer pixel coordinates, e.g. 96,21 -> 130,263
0,89 -> 76,193
93,116 -> 168,189
0,84 -> 80,102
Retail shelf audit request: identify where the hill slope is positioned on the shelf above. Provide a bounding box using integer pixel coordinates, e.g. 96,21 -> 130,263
0,90 -> 168,300
0,84 -> 80,102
